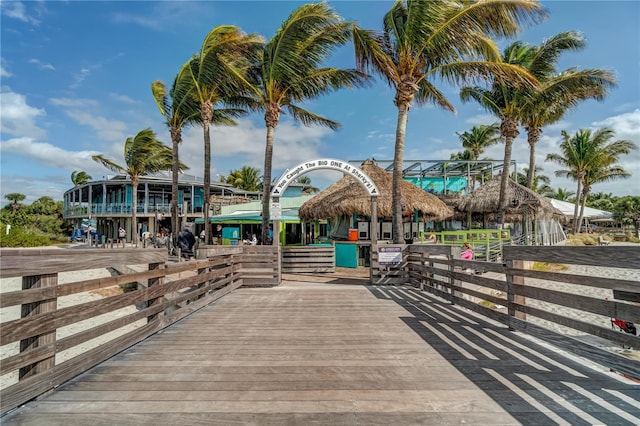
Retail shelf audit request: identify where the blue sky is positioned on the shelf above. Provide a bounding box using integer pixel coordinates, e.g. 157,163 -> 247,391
1,0 -> 639,207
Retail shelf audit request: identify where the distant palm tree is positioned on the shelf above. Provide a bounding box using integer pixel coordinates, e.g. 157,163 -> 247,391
543,187 -> 575,201
71,170 -> 92,187
519,31 -> 616,188
514,166 -> 551,193
298,176 -> 319,194
357,0 -> 545,240
152,65 -> 201,238
92,128 -> 187,245
546,128 -> 636,233
223,166 -> 262,192
238,2 -> 369,244
188,26 -> 263,244
4,193 -> 26,213
456,124 -> 501,160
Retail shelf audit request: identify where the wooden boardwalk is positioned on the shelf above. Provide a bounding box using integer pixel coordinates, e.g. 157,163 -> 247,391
3,275 -> 639,425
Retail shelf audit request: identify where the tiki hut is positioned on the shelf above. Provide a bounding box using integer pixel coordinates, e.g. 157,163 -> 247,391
457,175 -> 556,222
298,160 -> 453,221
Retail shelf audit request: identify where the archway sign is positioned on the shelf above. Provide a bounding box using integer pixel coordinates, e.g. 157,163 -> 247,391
270,158 -> 379,249
271,158 -> 378,197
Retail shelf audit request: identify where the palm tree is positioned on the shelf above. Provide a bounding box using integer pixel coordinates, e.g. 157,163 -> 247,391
355,0 -> 545,241
460,40 -> 542,227
456,124 -> 501,160
187,26 -> 263,244
238,2 -> 369,244
542,187 -> 575,201
4,193 -> 26,213
222,166 -> 262,192
152,64 -> 201,239
92,128 -> 187,245
546,128 -> 636,233
519,31 -> 616,188
71,170 -> 92,187
514,166 -> 551,193
298,176 -> 319,194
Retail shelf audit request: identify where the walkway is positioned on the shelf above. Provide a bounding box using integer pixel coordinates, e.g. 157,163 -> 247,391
3,275 -> 639,425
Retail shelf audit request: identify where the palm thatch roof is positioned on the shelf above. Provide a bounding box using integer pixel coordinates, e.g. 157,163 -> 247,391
298,160 -> 453,220
457,175 -> 557,221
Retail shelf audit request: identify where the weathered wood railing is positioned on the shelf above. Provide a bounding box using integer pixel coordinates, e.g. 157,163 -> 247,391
281,245 -> 335,273
0,246 -> 279,414
403,244 -> 640,379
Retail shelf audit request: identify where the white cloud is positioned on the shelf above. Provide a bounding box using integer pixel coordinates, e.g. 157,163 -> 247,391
112,2 -> 212,31
0,1 -> 40,25
0,137 -> 102,172
64,110 -> 128,142
0,88 -> 46,138
175,118 -> 333,178
50,97 -> 99,108
0,174 -> 68,207
0,58 -> 11,77
109,93 -> 136,104
28,58 -> 55,71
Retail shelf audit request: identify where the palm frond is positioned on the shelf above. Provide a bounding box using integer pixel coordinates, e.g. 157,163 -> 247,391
286,104 -> 340,130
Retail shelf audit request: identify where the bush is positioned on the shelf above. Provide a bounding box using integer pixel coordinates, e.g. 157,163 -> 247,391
0,223 -> 52,248
566,233 -> 599,246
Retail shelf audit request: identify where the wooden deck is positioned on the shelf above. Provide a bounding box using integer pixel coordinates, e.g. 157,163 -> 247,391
3,274 -> 639,425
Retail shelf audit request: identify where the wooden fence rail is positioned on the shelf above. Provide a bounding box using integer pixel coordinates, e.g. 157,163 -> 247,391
403,244 -> 640,380
0,246 -> 279,414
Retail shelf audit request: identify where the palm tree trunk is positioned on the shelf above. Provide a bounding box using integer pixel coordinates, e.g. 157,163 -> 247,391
577,187 -> 589,234
572,180 -> 582,234
202,105 -> 212,246
170,126 -> 181,243
526,127 -> 541,189
392,103 -> 409,244
261,125 -> 276,244
498,118 -> 519,226
131,177 -> 139,247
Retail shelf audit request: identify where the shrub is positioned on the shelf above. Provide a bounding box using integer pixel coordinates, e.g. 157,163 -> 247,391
0,223 -> 52,248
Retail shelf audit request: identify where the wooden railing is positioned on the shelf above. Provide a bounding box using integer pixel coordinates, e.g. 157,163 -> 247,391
0,246 -> 279,414
281,246 -> 335,273
403,244 -> 640,380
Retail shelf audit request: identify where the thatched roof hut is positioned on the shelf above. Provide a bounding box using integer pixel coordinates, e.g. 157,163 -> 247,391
457,175 -> 556,221
298,160 -> 453,220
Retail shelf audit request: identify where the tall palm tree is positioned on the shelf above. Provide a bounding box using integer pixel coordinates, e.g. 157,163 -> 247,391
187,26 -> 263,244
92,128 -> 187,245
546,128 -> 636,233
4,193 -> 26,213
460,40 -> 542,226
519,31 -> 616,188
238,2 -> 369,244
152,63 -> 201,239
222,166 -> 262,192
71,170 -> 92,187
355,0 -> 545,241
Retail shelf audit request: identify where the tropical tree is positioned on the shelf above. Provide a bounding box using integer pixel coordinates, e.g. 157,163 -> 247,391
222,166 -> 262,191
187,26 -> 263,244
612,196 -> 640,233
519,31 -> 616,188
71,170 -> 92,187
355,0 -> 545,241
546,128 -> 636,233
514,166 -> 551,193
152,65 -> 201,239
238,2 -> 369,244
456,123 -> 501,160
92,128 -> 187,245
298,176 -> 319,194
542,187 -> 575,201
4,193 -> 26,213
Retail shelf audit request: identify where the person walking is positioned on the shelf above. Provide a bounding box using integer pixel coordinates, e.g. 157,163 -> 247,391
118,226 -> 126,248
177,225 -> 196,260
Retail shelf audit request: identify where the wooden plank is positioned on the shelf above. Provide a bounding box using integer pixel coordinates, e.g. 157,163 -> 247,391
509,268 -> 640,293
0,249 -> 167,278
503,245 -> 640,269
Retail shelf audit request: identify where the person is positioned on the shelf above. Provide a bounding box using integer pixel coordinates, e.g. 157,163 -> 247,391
215,224 -> 222,245
250,233 -> 258,245
118,226 -> 126,248
177,225 -> 196,260
461,242 -> 474,260
199,229 -> 206,242
425,230 -> 437,243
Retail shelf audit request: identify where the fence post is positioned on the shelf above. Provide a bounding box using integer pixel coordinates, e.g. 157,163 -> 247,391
449,245 -> 460,305
146,262 -> 164,325
19,273 -> 58,379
